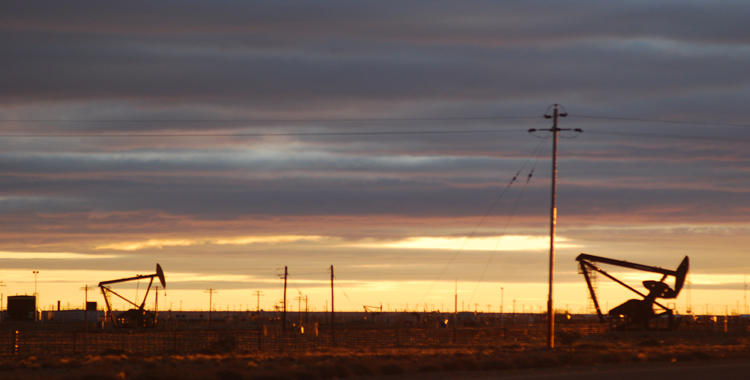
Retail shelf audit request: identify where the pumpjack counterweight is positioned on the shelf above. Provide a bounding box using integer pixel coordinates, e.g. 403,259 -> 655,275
575,254 -> 689,330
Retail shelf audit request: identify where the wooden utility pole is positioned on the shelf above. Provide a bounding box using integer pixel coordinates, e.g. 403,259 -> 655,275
252,290 -> 264,316
154,285 -> 161,327
0,281 -> 5,313
283,266 -> 288,333
204,289 -> 218,329
330,265 -> 335,346
80,285 -> 95,333
304,295 -> 309,324
294,293 -> 304,326
529,104 -> 580,348
453,279 -> 457,343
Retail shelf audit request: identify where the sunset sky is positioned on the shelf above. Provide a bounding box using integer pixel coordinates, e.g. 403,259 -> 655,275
1,1 -> 749,315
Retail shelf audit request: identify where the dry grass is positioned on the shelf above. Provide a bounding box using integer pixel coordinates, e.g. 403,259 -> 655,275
0,333 -> 748,380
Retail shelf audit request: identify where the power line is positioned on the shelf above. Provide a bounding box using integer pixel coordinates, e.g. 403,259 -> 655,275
585,130 -> 750,144
415,137 -> 550,306
0,129 -> 527,138
467,140 -> 547,306
571,115 -> 750,129
0,116 -> 538,124
4,114 -> 747,128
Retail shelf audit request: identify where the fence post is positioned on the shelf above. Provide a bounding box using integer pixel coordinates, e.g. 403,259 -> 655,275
13,330 -> 19,356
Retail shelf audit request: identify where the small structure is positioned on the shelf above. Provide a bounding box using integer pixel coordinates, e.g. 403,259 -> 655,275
98,263 -> 166,328
576,253 -> 688,330
42,309 -> 104,324
7,295 -> 36,322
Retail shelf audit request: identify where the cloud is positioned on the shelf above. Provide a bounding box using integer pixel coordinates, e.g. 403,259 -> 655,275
359,235 -> 578,251
0,251 -> 116,259
0,0 -> 748,311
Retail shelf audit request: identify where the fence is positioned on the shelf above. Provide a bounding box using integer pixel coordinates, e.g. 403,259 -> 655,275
0,324 -> 608,356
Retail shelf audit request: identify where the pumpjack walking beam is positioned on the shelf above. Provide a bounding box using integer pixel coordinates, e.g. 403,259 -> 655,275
98,264 -> 166,327
576,254 -> 688,324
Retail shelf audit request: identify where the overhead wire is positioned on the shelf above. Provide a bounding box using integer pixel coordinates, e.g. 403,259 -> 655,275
466,138 -> 548,306
584,130 -> 750,144
0,129 -> 527,138
415,137 -> 551,307
571,115 -> 750,129
0,116 -> 538,123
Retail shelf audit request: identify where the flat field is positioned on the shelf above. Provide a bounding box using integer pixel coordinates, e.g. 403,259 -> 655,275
0,332 -> 748,380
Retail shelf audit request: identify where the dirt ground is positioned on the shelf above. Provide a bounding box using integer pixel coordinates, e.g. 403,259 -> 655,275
0,332 -> 748,380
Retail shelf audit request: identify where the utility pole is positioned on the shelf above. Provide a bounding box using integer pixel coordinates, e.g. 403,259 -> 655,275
252,290 -> 264,317
154,286 -> 161,327
0,281 -> 6,312
204,289 -> 218,329
529,104 -> 580,349
501,287 -> 504,323
80,285 -> 95,333
304,295 -> 309,324
330,265 -> 335,346
294,293 -> 303,326
32,271 -> 39,322
453,280 -> 457,343
284,267 -> 288,333
454,280 -> 458,315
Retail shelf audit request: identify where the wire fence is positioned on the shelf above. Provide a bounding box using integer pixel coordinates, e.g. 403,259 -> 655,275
0,324 -> 609,356
1,317 -> 746,357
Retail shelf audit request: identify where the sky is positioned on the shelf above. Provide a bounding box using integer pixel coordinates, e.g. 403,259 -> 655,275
1,0 -> 749,315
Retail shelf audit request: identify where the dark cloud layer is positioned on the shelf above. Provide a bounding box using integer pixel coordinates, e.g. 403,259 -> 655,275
0,1 -> 748,309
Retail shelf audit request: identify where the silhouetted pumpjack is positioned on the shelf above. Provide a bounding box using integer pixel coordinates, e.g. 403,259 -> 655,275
98,264 -> 166,328
576,254 -> 689,330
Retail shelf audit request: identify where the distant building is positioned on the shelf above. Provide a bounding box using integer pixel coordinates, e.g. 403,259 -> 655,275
7,295 -> 36,322
42,310 -> 103,323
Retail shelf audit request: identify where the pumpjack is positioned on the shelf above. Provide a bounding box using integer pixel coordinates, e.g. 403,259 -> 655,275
98,264 -> 166,328
576,254 -> 689,330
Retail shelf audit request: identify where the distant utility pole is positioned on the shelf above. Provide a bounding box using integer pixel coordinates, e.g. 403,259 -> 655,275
32,271 -> 39,322
252,290 -> 264,317
330,265 -> 335,346
453,280 -> 457,343
454,280 -> 458,315
282,267 -> 288,333
294,293 -> 304,326
529,104 -> 581,349
204,289 -> 218,329
304,295 -> 309,324
80,285 -> 95,333
0,281 -> 6,312
501,287 -> 504,322
154,286 -> 161,327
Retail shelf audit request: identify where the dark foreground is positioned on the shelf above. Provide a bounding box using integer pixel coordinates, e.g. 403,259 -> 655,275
366,360 -> 750,380
0,332 -> 748,380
